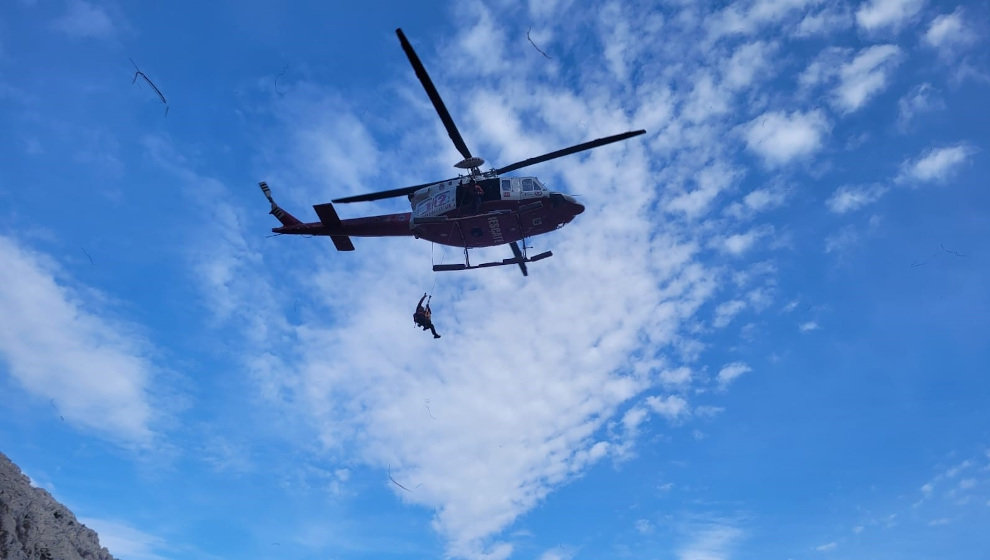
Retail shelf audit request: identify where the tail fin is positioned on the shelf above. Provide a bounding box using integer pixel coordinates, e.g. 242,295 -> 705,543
259,181 -> 302,227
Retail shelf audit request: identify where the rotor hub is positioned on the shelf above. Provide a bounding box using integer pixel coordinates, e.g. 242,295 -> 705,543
454,157 -> 485,170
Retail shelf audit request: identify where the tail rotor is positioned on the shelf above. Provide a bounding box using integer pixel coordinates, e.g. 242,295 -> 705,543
259,181 -> 302,226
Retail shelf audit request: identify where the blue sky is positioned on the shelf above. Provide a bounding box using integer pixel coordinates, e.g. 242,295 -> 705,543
1,0 -> 989,559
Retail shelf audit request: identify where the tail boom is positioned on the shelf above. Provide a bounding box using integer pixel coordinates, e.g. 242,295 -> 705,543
260,181 -> 414,251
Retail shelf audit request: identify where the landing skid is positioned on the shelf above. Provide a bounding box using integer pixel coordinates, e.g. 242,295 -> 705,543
433,243 -> 551,276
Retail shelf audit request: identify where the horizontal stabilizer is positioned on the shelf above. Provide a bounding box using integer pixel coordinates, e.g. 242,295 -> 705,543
329,236 -> 355,251
313,203 -> 356,251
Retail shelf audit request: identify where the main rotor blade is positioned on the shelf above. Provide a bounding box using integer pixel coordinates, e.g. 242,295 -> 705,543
332,180 -> 438,204
495,129 -> 646,175
396,28 -> 473,161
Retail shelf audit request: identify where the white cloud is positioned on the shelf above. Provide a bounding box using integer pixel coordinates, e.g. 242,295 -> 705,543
793,5 -> 853,36
538,546 -> 576,560
833,45 -> 901,113
799,44 -> 903,115
594,5 -> 664,85
660,366 -> 693,388
716,226 -> 773,257
633,86 -> 676,133
142,136 -> 291,358
826,184 -> 888,213
816,541 -> 838,551
665,162 -> 742,219
52,0 -> 116,39
725,185 -> 789,220
646,394 -> 690,422
622,406 -> 650,433
898,144 -> 975,183
825,225 -> 859,255
924,9 -> 977,51
682,71 -> 733,123
714,300 -> 747,328
856,0 -> 925,32
742,186 -> 787,213
81,518 -> 169,560
528,0 -> 573,21
721,41 -> 777,91
451,3 -> 511,78
271,88 -> 384,199
708,0 -> 819,39
944,459 -> 972,478
635,518 -> 655,534
743,110 -> 829,167
717,362 -> 751,389
599,2 -> 634,82
897,83 -> 944,130
540,546 -> 577,560
0,236 -> 157,444
799,47 -> 848,90
912,453 -> 990,516
799,321 -> 821,332
746,286 -> 774,310
677,521 -> 744,560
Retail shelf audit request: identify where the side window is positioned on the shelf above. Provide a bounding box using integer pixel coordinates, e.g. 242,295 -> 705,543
501,179 -> 511,191
522,178 -> 534,191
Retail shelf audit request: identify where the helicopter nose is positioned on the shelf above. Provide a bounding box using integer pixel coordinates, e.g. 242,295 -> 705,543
550,192 -> 584,216
562,194 -> 584,214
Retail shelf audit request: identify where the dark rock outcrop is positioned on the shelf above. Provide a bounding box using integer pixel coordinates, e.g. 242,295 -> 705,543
0,452 -> 117,560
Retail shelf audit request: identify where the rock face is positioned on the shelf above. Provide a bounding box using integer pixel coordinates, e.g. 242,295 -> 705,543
0,452 -> 117,560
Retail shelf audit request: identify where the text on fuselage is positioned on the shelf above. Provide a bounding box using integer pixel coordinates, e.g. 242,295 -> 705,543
488,216 -> 504,243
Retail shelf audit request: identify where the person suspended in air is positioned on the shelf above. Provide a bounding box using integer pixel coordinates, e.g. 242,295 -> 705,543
413,293 -> 441,339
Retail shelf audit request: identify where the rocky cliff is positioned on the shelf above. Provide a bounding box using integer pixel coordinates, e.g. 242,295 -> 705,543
0,452 -> 117,560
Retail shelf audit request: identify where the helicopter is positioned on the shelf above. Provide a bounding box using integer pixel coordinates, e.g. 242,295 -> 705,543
261,28 -> 645,276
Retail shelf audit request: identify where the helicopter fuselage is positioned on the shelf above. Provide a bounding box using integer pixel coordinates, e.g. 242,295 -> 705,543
272,175 -> 584,249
